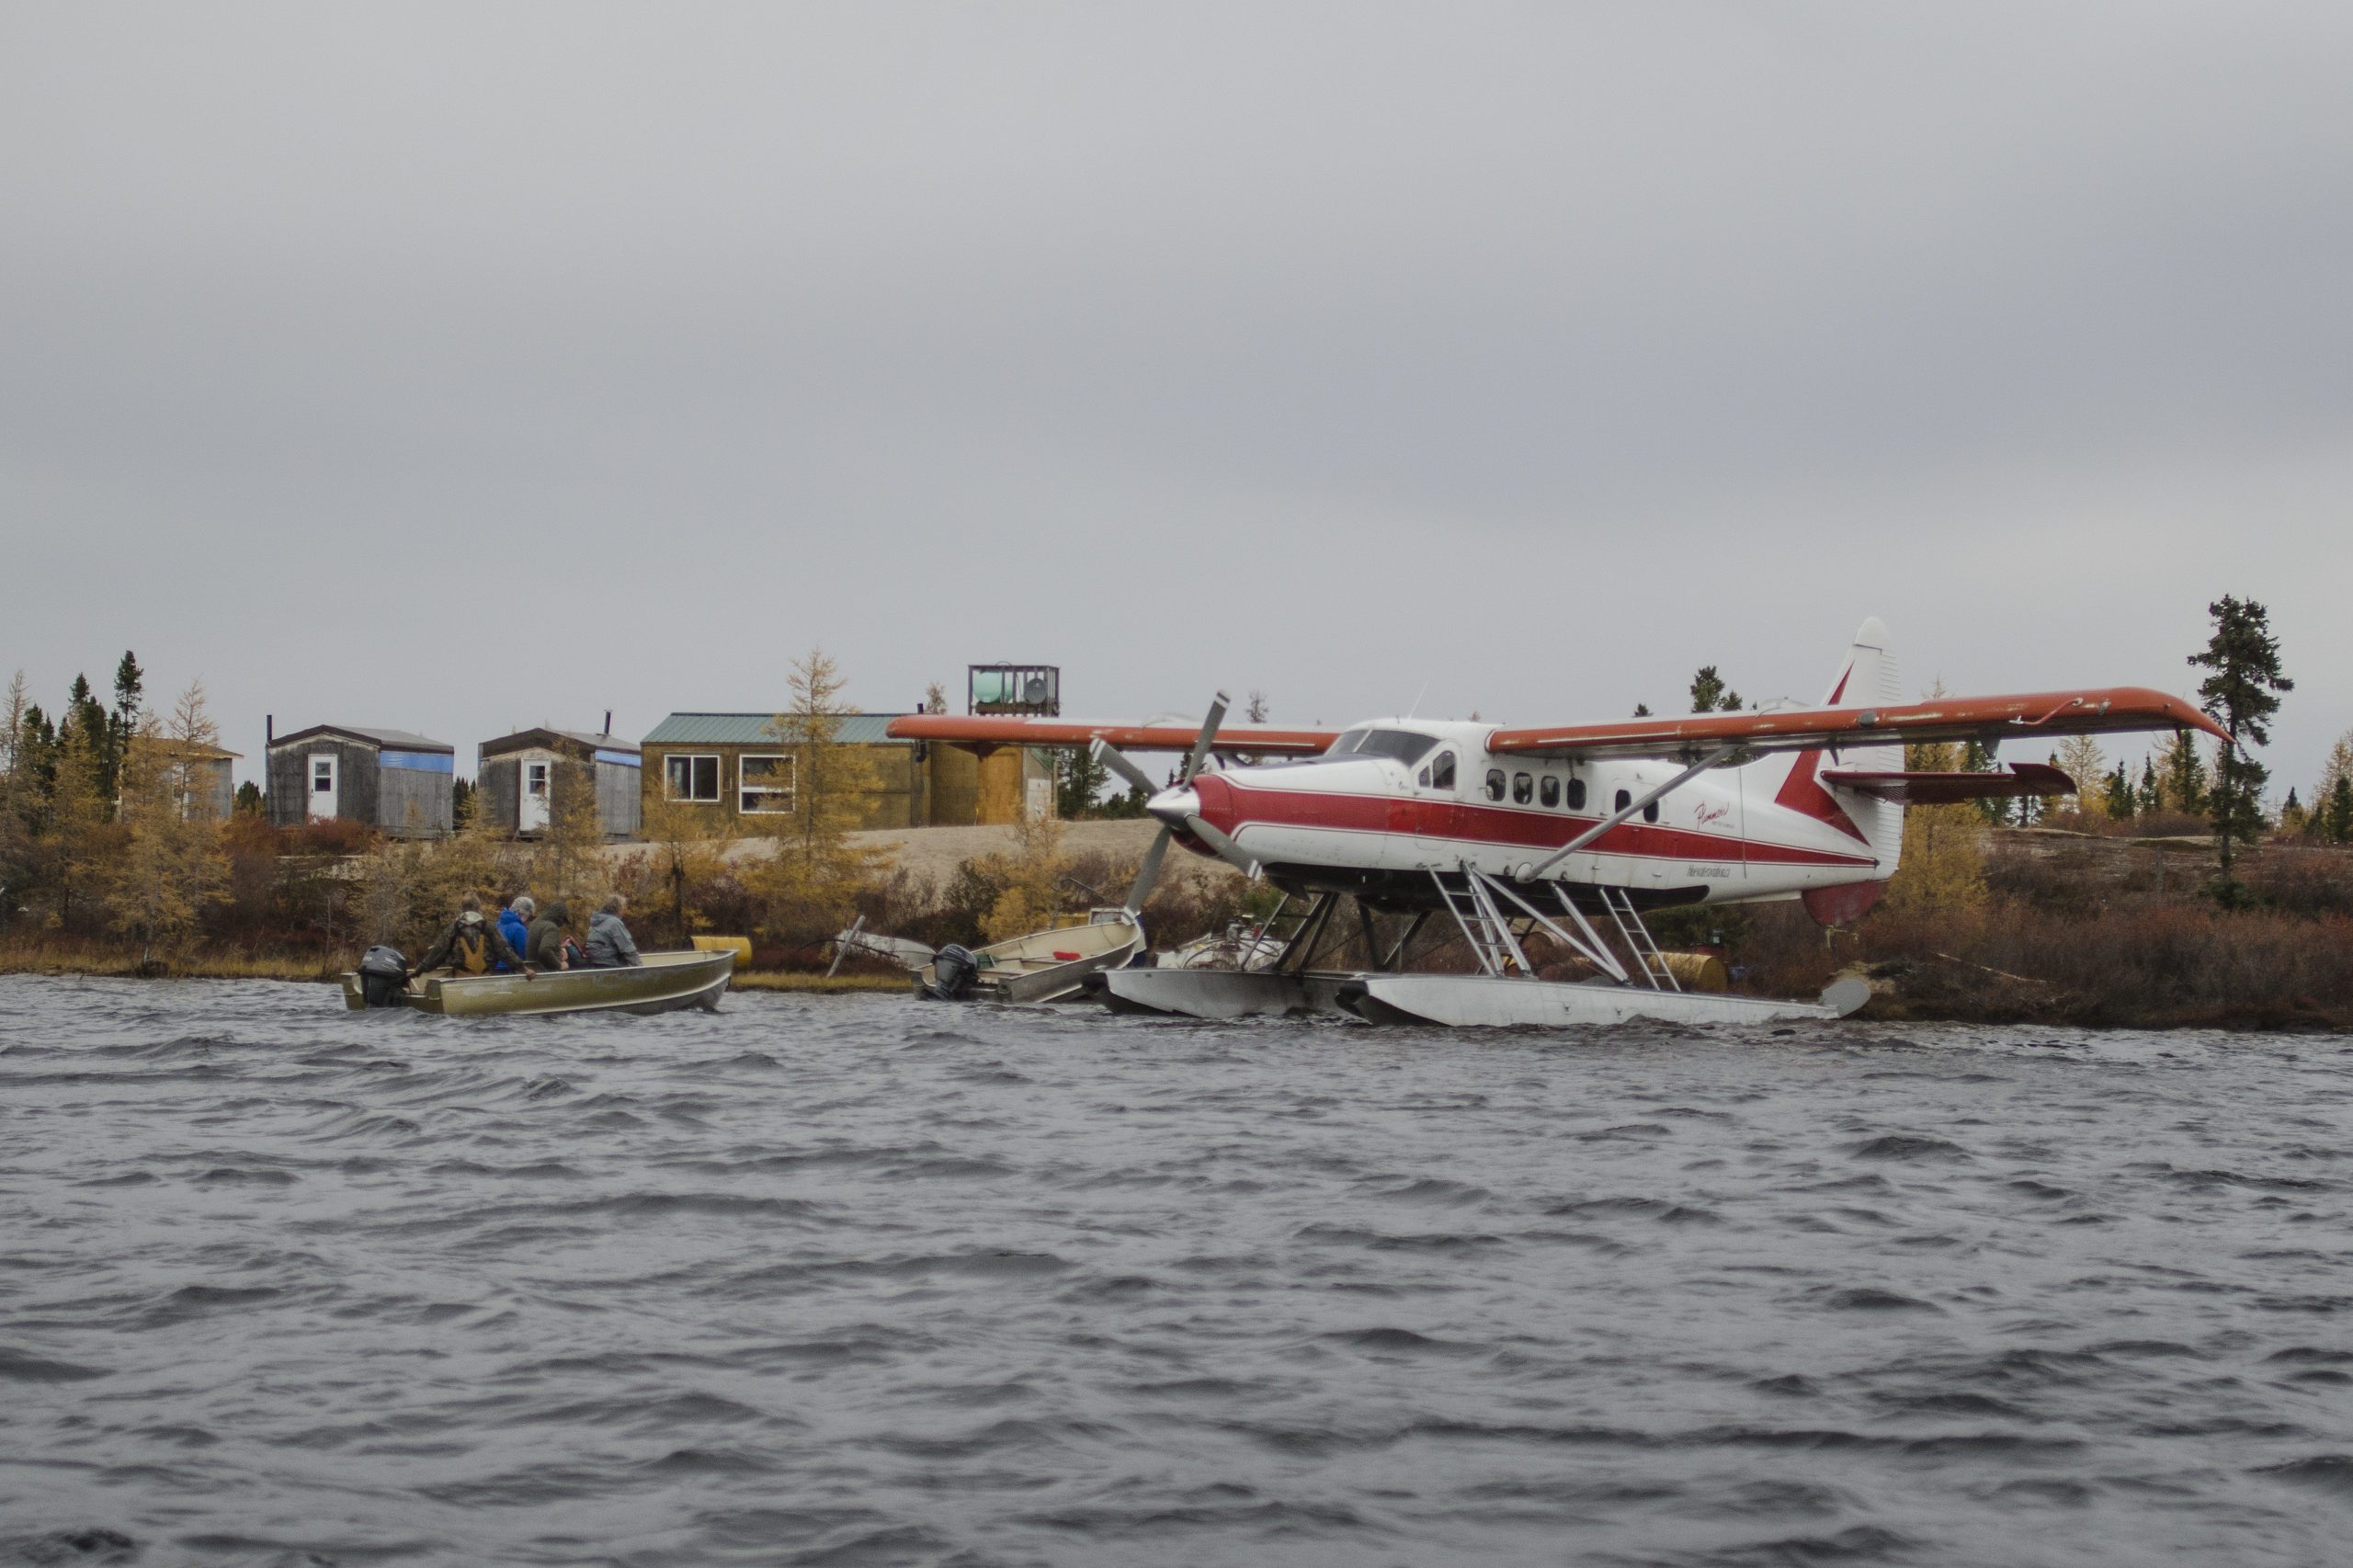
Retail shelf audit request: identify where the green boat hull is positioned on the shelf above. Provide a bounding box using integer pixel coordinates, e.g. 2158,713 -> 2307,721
340,949 -> 735,1017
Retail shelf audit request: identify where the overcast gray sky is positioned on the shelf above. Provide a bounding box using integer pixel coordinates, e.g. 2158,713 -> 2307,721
5,4 -> 2347,793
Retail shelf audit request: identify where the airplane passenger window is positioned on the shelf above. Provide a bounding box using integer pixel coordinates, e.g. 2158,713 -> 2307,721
1567,778 -> 1586,810
1614,789 -> 1631,813
1644,801 -> 1660,823
1485,769 -> 1506,801
1512,773 -> 1533,804
1540,777 -> 1560,808
1432,752 -> 1456,790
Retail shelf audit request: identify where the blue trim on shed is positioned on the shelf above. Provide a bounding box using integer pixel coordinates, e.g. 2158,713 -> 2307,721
381,750 -> 456,774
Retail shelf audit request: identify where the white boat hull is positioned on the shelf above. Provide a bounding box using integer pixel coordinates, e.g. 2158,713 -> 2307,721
1339,973 -> 1870,1028
1097,967 -> 1356,1019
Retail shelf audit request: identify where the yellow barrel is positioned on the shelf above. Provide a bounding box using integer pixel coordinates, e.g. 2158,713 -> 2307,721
690,936 -> 752,968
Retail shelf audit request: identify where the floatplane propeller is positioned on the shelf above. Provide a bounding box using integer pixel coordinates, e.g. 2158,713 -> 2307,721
1090,691 -> 1229,916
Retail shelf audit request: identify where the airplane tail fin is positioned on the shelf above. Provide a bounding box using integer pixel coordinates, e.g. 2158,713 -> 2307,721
1756,619 -> 1906,901
1826,616 -> 1905,873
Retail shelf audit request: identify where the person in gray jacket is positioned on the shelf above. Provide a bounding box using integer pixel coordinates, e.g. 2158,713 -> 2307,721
585,894 -> 642,968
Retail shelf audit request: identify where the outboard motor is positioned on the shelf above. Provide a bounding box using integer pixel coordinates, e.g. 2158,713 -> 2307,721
927,944 -> 978,1002
357,946 -> 410,1008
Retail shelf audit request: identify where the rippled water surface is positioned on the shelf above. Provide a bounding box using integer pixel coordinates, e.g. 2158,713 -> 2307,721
4,975 -> 2352,1566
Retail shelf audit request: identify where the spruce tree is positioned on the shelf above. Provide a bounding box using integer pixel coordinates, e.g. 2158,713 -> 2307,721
2103,764 -> 2136,820
1960,739 -> 2013,826
2139,756 -> 2160,815
2188,595 -> 2292,900
2329,775 -> 2353,845
1688,665 -> 1742,712
1054,744 -> 1109,819
2279,788 -> 2307,837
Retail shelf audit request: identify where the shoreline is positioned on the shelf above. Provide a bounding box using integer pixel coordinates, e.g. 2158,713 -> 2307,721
1,945 -> 2342,1028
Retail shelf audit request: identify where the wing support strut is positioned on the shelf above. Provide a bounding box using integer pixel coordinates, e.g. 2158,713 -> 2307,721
1517,744 -> 1738,883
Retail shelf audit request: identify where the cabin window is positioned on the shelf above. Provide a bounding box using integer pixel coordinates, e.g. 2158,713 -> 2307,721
665,753 -> 721,802
1485,768 -> 1506,801
1568,778 -> 1586,810
1432,751 -> 1456,790
1644,800 -> 1660,824
1540,776 -> 1560,808
1615,789 -> 1631,813
525,763 -> 549,798
1512,772 -> 1533,804
1325,728 -> 1438,767
739,754 -> 796,814
311,760 -> 333,793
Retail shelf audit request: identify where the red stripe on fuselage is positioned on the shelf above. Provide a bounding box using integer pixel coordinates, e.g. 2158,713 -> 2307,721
1189,776 -> 1877,869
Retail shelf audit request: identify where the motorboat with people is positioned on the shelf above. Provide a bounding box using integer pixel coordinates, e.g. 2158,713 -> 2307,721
342,947 -> 735,1017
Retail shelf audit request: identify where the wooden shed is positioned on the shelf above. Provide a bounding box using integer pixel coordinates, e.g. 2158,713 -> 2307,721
477,728 -> 642,841
640,712 -> 1052,834
160,743 -> 240,821
267,724 -> 454,838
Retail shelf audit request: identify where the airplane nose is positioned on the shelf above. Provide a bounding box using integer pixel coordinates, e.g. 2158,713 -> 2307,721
1147,786 -> 1199,828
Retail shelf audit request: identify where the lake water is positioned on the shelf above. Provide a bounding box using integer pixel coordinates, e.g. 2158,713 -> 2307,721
2,974 -> 2349,1566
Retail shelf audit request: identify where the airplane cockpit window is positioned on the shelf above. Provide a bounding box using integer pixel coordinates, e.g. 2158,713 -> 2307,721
1512,772 -> 1533,804
1322,728 -> 1438,767
1485,768 -> 1506,801
1540,776 -> 1560,808
1432,751 -> 1456,790
1416,765 -> 1430,787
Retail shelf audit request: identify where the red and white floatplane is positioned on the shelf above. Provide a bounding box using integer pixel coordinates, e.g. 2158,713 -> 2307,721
889,621 -> 2224,1028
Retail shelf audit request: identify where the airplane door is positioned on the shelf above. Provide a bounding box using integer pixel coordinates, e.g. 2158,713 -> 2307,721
520,761 -> 551,833
307,754 -> 337,822
1412,748 -> 1462,868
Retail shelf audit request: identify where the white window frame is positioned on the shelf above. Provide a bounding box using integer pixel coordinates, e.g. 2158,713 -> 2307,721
739,753 -> 796,815
664,753 -> 722,803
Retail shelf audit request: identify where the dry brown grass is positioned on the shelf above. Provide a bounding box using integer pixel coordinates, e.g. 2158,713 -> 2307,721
728,971 -> 907,994
0,939 -> 334,983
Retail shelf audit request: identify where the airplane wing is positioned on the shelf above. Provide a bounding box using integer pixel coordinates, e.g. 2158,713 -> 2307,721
883,715 -> 1341,756
1821,762 -> 2075,804
1489,687 -> 2225,761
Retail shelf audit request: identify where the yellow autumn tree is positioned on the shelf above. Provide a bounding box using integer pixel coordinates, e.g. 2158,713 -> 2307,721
103,682 -> 233,965
978,808 -> 1069,942
638,793 -> 731,946
2052,734 -> 2107,822
746,648 -> 889,947
41,717 -> 115,932
529,759 -> 607,917
1884,693 -> 1986,914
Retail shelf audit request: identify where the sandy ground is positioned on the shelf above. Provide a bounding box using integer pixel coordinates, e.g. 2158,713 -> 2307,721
603,817 -> 1245,899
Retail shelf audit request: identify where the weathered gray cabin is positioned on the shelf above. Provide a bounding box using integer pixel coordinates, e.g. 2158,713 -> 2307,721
267,724 -> 454,838
476,728 -> 642,840
165,743 -> 240,820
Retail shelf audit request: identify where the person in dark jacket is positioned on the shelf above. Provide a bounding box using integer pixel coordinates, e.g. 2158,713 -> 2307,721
526,901 -> 576,971
496,896 -> 533,971
414,894 -> 529,977
585,895 -> 643,968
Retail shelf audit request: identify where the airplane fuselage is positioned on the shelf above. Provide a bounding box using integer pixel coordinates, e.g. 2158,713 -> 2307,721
1154,720 -> 1896,915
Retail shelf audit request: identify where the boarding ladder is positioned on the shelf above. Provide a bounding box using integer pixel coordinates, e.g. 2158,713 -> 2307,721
1437,865 -> 1535,978
1237,894 -> 1317,971
1597,885 -> 1680,993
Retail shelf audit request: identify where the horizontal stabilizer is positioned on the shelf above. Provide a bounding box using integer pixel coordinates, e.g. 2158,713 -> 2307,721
1822,763 -> 2074,804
